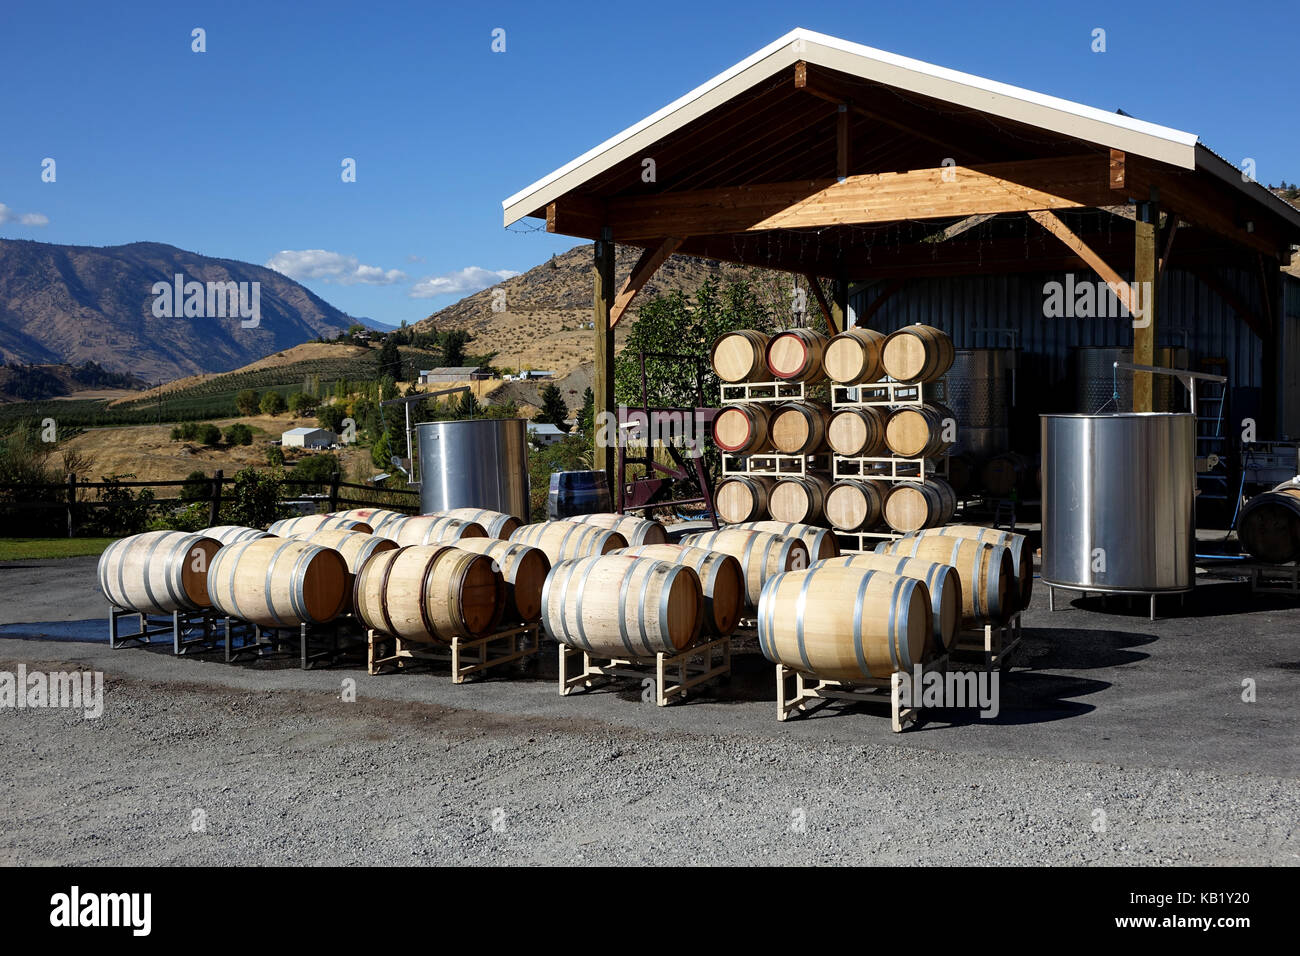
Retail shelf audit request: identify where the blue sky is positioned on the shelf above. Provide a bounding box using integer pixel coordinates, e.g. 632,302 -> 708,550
0,0 -> 1293,326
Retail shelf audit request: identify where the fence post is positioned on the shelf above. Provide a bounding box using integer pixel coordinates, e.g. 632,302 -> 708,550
328,472 -> 341,512
66,473 -> 76,538
209,469 -> 223,526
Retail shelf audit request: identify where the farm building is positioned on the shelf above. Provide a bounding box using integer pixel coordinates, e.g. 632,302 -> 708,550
280,426 -> 336,449
419,367 -> 493,384
527,422 -> 568,446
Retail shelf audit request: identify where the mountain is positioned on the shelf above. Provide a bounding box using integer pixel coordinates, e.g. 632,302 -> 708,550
0,239 -> 352,381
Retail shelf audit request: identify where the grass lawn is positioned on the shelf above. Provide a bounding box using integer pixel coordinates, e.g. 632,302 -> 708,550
0,538 -> 116,561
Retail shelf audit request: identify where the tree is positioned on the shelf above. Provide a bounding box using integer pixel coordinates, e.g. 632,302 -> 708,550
259,391 -> 287,415
317,403 -> 346,432
291,453 -> 339,493
376,338 -> 403,380
371,428 -> 393,469
287,392 -> 317,415
197,423 -> 222,446
442,329 -> 469,367
577,387 -> 595,434
223,423 -> 253,446
224,466 -> 287,528
537,383 -> 569,429
180,470 -> 211,501
235,389 -> 261,416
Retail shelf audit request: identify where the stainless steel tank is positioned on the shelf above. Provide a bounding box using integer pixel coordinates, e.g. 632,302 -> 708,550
1041,413 -> 1195,593
945,348 -> 1011,460
1073,347 -> 1189,413
416,419 -> 529,520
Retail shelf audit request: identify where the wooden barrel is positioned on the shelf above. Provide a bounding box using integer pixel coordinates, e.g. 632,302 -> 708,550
824,327 -> 886,385
681,527 -> 809,606
287,529 -> 398,574
711,330 -> 770,383
620,544 -> 744,636
1238,487 -> 1300,563
393,515 -> 488,547
454,537 -> 550,623
541,555 -> 703,656
97,531 -> 222,615
765,328 -> 829,382
946,454 -> 974,496
876,535 -> 1015,625
729,520 -> 840,561
881,324 -> 954,383
885,404 -> 956,458
354,545 -> 504,643
815,553 -> 960,656
883,478 -> 956,533
368,511 -> 414,537
715,475 -> 774,524
267,514 -> 373,536
981,452 -> 1031,497
330,508 -> 407,534
434,508 -> 522,540
711,403 -> 772,453
207,537 -> 349,627
203,525 -> 271,545
757,566 -> 930,680
769,402 -> 831,454
510,520 -> 628,566
910,525 -> 1033,607
827,406 -> 888,457
824,479 -> 888,532
768,473 -> 832,525
565,512 -> 668,546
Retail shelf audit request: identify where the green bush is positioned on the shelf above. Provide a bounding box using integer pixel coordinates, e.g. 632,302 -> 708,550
235,389 -> 261,416
317,403 -> 346,433
287,392 -> 316,415
266,445 -> 285,467
223,466 -> 289,529
81,475 -> 156,537
291,454 -> 339,493
259,391 -> 287,416
181,470 -> 211,501
223,423 -> 253,446
197,423 -> 222,446
148,501 -> 211,533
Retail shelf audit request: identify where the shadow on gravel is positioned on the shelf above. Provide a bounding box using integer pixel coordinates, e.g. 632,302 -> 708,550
1016,627 -> 1154,670
0,620 -> 106,643
1047,578 -> 1272,620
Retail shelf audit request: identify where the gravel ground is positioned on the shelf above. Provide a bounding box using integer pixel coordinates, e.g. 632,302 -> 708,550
1,557 -> 1298,865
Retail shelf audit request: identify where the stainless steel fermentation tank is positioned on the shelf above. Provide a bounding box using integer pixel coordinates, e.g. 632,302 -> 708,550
945,348 -> 1012,460
1073,347 -> 1189,413
1041,412 -> 1195,616
416,419 -> 529,520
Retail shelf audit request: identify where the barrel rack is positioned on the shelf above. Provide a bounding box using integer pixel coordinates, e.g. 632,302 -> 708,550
949,612 -> 1023,672
108,606 -> 221,653
776,653 -> 949,732
223,618 -> 360,669
719,380 -> 827,480
367,622 -> 541,682
558,635 -> 732,706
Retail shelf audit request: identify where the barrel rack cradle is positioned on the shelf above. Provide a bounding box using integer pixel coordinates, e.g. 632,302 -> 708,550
949,611 -> 1023,672
109,606 -> 222,654
830,378 -> 951,553
776,653 -> 949,732
558,635 -> 732,707
223,617 -> 360,669
367,622 -> 542,683
719,381 -> 833,480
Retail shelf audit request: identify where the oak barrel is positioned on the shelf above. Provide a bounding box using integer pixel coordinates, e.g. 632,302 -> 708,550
620,543 -> 744,636
883,478 -> 957,533
1237,486 -> 1300,564
392,515 -> 488,546
712,403 -> 772,453
267,514 -> 373,536
287,528 -> 398,574
823,327 -> 886,385
330,508 -> 407,535
875,535 -> 1015,625
541,555 -> 703,656
681,527 -> 810,606
97,531 -> 222,615
510,520 -> 628,566
769,401 -> 831,454
885,404 -> 956,459
354,545 -> 503,643
453,537 -> 550,623
881,324 -> 954,383
566,512 -> 668,546
981,452 -> 1031,497
765,328 -> 829,382
715,475 -> 775,524
207,537 -> 349,627
824,479 -> 888,532
768,472 -> 832,524
203,525 -> 271,546
711,330 -> 770,383
815,553 -> 960,655
757,566 -> 931,680
729,520 -> 840,561
910,525 -> 1033,607
827,406 -> 888,457
434,507 -> 522,540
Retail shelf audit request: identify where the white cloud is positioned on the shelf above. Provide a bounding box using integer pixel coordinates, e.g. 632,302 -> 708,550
264,249 -> 406,285
409,266 -> 519,299
0,203 -> 49,227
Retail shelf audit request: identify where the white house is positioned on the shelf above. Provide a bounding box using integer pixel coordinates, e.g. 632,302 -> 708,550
281,427 -> 336,449
527,422 -> 567,447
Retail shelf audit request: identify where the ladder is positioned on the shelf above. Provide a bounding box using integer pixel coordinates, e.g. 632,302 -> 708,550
1196,358 -> 1229,502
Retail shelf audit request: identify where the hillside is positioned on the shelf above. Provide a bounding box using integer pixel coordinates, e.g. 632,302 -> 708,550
0,239 -> 352,381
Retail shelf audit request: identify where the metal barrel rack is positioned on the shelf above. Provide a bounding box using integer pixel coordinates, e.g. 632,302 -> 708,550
109,606 -> 223,654
558,635 -> 732,706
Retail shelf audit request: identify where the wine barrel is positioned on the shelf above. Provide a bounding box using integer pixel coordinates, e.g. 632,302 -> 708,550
824,479 -> 888,532
434,508 -> 521,540
354,545 -> 504,643
981,452 -> 1031,497
565,512 -> 668,546
729,520 -> 840,561
815,553 -> 960,656
827,406 -> 888,457
1237,487 -> 1300,563
757,566 -> 931,681
769,402 -> 831,454
885,404 -> 956,459
267,514 -> 373,536
620,543 -> 744,637
207,537 -> 349,627
680,527 -> 809,606
765,328 -> 829,382
715,475 -> 774,524
203,526 -> 271,546
97,531 -> 222,615
883,478 -> 956,533
548,470 -> 612,519
881,324 -> 954,383
711,330 -> 770,383
541,555 -> 703,656
510,520 -> 628,566
946,454 -> 974,496
909,525 -> 1033,607
768,473 -> 832,525
876,536 -> 1015,625
454,537 -> 550,623
287,529 -> 398,574
712,403 -> 772,454
823,327 -> 886,385
393,515 -> 487,547
330,508 -> 407,534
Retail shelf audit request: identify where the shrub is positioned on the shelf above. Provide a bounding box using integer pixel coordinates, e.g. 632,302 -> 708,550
180,470 -> 211,501
287,392 -> 316,415
291,454 -> 339,493
259,391 -> 287,415
317,403 -> 346,433
223,466 -> 288,529
235,389 -> 261,416
223,423 -> 253,446
197,423 -> 222,446
266,446 -> 285,467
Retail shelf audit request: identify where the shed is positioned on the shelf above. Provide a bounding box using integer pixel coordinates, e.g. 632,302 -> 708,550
281,427 -> 336,449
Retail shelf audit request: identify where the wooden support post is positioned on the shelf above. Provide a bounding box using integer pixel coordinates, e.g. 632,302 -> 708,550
328,471 -> 340,512
803,275 -> 834,329
1133,200 -> 1160,412
593,232 -> 617,495
836,103 -> 849,182
830,264 -> 849,334
209,469 -> 223,527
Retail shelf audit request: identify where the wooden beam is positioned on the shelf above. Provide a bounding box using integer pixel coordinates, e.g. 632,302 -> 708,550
610,237 -> 681,329
928,212 -> 997,243
1158,216 -> 1179,280
803,275 -> 834,329
1109,149 -> 1125,190
593,236 -> 616,492
836,104 -> 849,181
1028,209 -> 1136,315
548,197 -> 605,238
1133,201 -> 1159,412
598,155 -> 1113,241
830,269 -> 849,335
